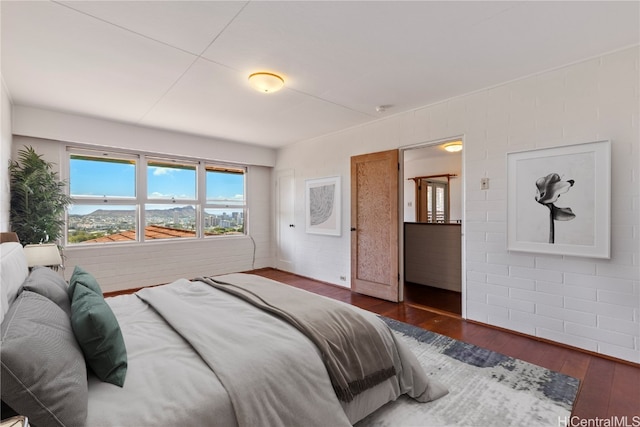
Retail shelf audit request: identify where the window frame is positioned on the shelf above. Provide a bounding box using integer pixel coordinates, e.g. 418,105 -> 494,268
67,149 -> 140,244
203,165 -> 247,237
65,146 -> 248,246
144,157 -> 199,241
424,179 -> 449,224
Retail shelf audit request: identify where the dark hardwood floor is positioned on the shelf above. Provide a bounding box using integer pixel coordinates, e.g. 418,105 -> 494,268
404,281 -> 462,315
250,268 -> 640,420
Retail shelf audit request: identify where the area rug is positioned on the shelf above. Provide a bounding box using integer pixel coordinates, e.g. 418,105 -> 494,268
356,317 -> 580,427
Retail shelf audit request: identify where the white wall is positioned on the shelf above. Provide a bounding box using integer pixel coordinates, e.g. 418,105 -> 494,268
12,106 -> 276,168
0,77 -> 12,232
11,114 -> 276,292
276,46 -> 640,363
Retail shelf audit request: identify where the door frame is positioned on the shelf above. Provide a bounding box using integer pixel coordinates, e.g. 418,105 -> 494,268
399,135 -> 466,318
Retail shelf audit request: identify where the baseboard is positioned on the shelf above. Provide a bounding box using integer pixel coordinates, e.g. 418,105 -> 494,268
465,319 -> 639,368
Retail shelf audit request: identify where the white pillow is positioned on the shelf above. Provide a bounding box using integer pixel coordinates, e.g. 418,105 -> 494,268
1,242 -> 29,324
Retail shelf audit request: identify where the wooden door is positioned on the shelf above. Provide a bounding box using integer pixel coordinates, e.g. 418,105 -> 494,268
276,169 -> 295,272
350,149 -> 399,302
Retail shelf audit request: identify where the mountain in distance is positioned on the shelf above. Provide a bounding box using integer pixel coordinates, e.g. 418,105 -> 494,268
70,205 -> 196,218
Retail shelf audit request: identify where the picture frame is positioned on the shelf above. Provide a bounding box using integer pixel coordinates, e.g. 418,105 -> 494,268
305,176 -> 341,236
507,140 -> 611,258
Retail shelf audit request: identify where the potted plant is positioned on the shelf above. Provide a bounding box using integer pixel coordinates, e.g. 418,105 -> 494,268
9,146 -> 72,245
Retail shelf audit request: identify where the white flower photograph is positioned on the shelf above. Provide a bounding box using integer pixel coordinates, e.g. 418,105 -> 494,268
507,141 -> 610,258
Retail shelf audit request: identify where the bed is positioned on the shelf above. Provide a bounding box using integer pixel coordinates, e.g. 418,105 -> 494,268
0,241 -> 447,426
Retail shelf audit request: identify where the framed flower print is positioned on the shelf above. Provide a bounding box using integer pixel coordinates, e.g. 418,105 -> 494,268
507,140 -> 611,258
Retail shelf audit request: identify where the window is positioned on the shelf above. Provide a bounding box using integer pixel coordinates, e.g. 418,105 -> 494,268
147,160 -> 196,200
66,148 -> 247,245
416,177 -> 449,223
145,159 -> 197,240
426,181 -> 447,223
204,166 -> 245,235
68,151 -> 138,244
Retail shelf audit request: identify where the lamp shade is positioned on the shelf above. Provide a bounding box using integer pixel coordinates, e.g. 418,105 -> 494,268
23,243 -> 62,267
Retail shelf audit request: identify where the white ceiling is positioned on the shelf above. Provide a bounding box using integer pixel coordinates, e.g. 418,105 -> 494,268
2,1 -> 639,149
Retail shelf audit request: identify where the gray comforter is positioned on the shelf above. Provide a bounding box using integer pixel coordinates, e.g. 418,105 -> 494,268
198,274 -> 396,403
86,274 -> 447,427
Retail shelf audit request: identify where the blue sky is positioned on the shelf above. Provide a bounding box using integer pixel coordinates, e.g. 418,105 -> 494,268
69,158 -> 244,215
70,158 -> 136,198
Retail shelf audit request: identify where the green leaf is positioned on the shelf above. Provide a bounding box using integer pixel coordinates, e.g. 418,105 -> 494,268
9,146 -> 72,244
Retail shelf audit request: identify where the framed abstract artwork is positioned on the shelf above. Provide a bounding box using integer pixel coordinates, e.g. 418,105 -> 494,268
507,140 -> 611,258
305,176 -> 341,236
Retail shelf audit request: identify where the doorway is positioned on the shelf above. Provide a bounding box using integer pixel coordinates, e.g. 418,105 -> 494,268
402,139 -> 463,316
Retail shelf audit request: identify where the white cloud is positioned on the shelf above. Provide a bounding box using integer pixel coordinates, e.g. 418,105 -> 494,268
152,167 -> 173,176
150,191 -> 171,198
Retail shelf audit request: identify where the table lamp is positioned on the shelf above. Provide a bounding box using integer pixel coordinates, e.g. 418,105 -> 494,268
23,243 -> 62,269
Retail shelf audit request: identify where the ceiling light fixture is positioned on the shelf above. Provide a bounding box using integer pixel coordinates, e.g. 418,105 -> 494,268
443,141 -> 463,152
248,72 -> 284,93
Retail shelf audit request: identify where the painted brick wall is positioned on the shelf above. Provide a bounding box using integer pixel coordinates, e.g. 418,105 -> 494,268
0,79 -> 12,232
276,46 -> 639,363
461,47 -> 639,363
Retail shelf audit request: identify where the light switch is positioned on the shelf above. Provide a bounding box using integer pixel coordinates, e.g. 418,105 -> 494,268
481,178 -> 489,190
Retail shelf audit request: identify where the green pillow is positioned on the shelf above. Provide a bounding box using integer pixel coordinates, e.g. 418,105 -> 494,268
68,265 -> 103,298
70,284 -> 127,387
